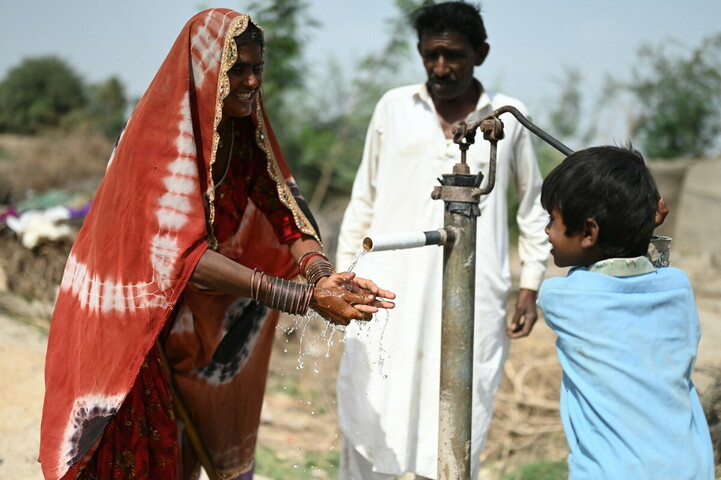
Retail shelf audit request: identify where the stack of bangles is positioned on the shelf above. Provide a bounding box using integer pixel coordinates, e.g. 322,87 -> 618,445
250,268 -> 314,315
248,251 -> 335,316
298,250 -> 335,285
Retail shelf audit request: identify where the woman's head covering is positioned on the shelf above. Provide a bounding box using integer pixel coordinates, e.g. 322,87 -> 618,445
40,9 -> 318,479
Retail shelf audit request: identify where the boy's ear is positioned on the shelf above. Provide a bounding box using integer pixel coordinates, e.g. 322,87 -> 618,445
580,218 -> 600,248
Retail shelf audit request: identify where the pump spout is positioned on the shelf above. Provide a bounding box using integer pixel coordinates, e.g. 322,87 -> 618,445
363,228 -> 452,253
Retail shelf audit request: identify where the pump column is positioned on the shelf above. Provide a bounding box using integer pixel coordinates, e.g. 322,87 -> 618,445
432,160 -> 482,480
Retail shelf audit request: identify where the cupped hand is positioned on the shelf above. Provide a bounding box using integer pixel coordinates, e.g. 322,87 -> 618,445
312,272 -> 396,326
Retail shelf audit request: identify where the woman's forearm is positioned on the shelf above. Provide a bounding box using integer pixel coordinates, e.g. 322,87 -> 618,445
189,248 -> 253,297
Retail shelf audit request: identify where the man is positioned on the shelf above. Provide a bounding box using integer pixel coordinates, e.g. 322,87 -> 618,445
334,2 -> 550,479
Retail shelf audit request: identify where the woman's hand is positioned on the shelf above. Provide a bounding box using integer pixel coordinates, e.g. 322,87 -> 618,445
311,272 -> 396,326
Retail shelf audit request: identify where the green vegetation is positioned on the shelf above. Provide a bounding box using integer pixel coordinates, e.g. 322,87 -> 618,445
0,56 -> 84,134
255,445 -> 340,480
0,56 -> 127,140
501,459 -> 568,480
247,0 -> 423,207
605,33 -> 721,159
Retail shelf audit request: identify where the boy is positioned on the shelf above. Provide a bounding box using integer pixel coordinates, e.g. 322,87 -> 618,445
537,146 -> 714,479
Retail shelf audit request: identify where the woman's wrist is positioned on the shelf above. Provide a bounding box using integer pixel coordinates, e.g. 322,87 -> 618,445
250,268 -> 314,315
304,259 -> 335,285
297,250 -> 335,285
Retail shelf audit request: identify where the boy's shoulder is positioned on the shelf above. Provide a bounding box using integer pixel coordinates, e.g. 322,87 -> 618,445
540,266 -> 691,295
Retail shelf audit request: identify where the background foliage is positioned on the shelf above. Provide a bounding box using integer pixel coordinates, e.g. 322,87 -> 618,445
605,33 -> 721,159
0,56 -> 127,139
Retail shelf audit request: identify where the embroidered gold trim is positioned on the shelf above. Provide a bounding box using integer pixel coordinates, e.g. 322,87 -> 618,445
207,13 -> 321,248
253,94 -> 322,245
207,13 -> 249,250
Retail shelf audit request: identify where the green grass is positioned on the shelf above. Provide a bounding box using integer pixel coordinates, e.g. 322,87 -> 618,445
255,445 -> 340,480
501,459 -> 568,480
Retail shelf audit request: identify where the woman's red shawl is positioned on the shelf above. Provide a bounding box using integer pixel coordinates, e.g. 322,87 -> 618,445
39,9 -> 319,479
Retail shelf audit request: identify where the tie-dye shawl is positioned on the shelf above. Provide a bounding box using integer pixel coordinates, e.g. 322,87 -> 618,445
39,9 -> 319,480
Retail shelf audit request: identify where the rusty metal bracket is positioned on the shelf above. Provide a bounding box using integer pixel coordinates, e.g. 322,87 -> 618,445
431,185 -> 481,203
459,105 -> 574,157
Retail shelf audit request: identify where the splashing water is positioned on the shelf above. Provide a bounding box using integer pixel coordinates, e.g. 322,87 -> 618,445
275,247 -> 391,382
343,248 -> 391,378
375,309 -> 390,378
345,249 -> 368,274
295,316 -> 313,370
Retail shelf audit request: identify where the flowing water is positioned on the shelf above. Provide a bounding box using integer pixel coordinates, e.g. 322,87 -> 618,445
270,248 -> 392,474
344,248 -> 390,378
276,247 -> 390,375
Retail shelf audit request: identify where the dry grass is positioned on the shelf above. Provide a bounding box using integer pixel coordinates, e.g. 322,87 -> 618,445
0,130 -> 111,203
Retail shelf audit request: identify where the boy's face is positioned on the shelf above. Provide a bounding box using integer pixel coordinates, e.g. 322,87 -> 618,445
545,208 -> 587,267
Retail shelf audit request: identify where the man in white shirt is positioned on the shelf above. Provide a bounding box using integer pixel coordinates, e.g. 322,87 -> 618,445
335,2 -> 550,479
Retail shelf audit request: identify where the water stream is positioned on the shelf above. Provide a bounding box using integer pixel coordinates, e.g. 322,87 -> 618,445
271,247 -> 392,474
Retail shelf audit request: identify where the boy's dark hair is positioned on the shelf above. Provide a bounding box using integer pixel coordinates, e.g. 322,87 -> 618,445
411,1 -> 487,49
541,146 -> 660,258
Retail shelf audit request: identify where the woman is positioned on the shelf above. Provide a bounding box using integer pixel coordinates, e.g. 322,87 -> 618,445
39,9 -> 394,480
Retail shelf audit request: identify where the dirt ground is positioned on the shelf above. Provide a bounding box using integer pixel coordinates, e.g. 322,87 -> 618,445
1,249 -> 719,480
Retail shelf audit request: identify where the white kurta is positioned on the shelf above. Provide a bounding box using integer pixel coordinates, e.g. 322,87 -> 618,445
335,83 -> 550,479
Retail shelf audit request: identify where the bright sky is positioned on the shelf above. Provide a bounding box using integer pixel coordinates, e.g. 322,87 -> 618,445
1,0 -> 720,147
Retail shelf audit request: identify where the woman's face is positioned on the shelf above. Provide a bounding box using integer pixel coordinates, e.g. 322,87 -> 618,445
223,38 -> 263,119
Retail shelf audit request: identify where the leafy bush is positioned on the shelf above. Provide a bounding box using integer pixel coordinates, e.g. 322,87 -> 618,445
0,57 -> 128,140
0,57 -> 85,134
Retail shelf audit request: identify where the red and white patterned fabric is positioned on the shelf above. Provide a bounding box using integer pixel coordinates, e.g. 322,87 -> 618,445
39,9 -> 319,479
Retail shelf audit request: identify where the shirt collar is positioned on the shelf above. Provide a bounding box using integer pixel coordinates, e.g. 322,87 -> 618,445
414,79 -> 493,118
584,256 -> 656,277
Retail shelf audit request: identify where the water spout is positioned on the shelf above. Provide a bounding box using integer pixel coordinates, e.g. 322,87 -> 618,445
362,228 -> 452,253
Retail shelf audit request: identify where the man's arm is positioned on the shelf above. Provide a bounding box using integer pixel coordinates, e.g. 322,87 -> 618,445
335,108 -> 382,271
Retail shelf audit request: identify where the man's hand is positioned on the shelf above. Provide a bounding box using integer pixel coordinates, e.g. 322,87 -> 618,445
507,288 -> 538,339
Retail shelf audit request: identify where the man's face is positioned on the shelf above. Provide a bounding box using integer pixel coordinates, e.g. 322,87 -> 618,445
418,30 -> 488,102
545,208 -> 586,267
223,38 -> 264,119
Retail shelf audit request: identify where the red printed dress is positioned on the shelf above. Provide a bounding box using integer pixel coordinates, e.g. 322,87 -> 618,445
40,9 -> 320,480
